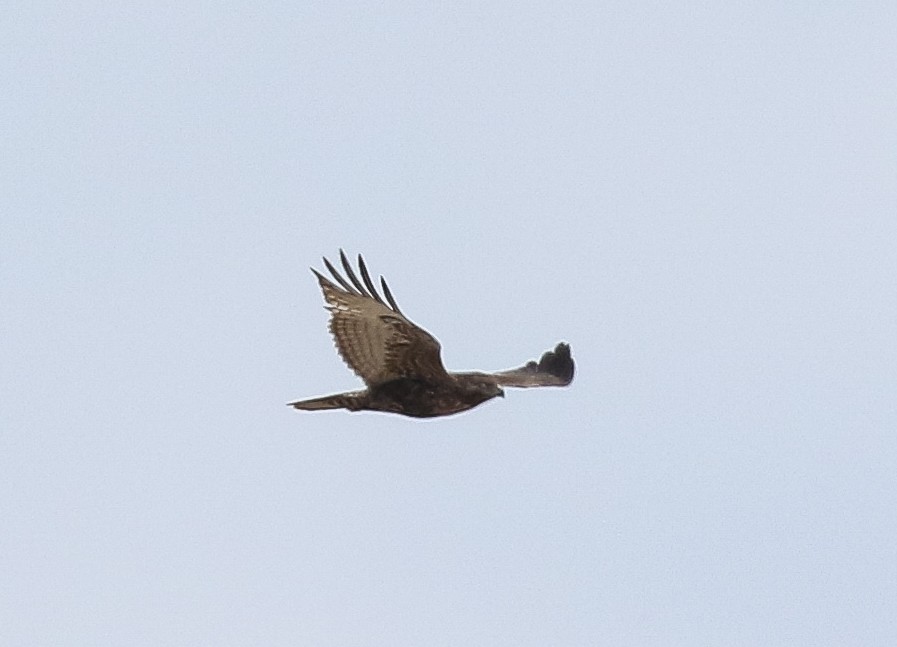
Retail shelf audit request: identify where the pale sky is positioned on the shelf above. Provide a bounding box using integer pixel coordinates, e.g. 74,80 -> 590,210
2,3 -> 896,645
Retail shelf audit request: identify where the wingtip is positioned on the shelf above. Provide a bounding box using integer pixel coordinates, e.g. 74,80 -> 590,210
540,342 -> 574,384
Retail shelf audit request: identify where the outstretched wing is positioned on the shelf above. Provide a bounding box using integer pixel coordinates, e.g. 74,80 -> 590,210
490,342 -> 575,388
313,250 -> 450,387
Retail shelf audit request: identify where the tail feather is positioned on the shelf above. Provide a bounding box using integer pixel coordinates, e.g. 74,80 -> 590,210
288,390 -> 366,412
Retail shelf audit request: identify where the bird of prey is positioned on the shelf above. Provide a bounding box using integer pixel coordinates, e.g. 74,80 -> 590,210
289,251 -> 574,418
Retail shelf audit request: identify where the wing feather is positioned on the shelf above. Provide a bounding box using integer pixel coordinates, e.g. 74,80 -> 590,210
357,254 -> 385,304
322,256 -> 359,295
490,342 -> 575,388
313,253 -> 449,387
339,249 -> 370,297
380,275 -> 403,314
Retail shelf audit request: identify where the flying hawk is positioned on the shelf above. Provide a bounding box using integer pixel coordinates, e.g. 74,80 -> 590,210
289,251 -> 574,418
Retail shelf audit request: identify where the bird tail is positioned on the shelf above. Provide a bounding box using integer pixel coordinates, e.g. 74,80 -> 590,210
288,390 -> 365,412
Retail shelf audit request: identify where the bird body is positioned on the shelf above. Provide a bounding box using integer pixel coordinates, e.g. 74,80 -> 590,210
292,375 -> 502,418
289,251 -> 574,418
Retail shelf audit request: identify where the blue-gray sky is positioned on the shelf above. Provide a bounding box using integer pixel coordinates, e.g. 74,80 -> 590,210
2,3 -> 896,645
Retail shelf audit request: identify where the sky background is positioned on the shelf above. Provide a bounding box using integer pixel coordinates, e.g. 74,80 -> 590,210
2,3 -> 896,645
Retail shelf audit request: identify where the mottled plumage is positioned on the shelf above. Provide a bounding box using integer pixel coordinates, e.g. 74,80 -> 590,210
289,251 -> 574,418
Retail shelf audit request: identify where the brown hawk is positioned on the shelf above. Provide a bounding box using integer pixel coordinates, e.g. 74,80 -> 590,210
289,251 -> 574,418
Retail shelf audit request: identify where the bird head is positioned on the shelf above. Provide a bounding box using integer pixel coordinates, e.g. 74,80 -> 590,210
465,377 -> 504,401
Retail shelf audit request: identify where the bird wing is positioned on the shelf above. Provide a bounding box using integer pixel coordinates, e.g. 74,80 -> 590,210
314,250 -> 449,387
489,342 -> 575,388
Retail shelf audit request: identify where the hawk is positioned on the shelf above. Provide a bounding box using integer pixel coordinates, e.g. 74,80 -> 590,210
289,251 -> 574,418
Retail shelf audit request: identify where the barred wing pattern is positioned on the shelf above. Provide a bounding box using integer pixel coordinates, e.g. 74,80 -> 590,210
313,250 -> 449,387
